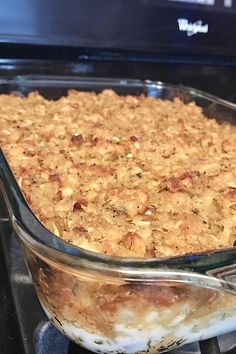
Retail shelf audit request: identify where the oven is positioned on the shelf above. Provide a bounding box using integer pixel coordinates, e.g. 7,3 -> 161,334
1,1 -> 236,354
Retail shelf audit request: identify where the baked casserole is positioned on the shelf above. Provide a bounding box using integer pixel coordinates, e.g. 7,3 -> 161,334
1,86 -> 236,354
1,89 -> 236,257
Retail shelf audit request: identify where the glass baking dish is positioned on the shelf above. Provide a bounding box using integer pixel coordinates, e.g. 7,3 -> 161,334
1,76 -> 236,354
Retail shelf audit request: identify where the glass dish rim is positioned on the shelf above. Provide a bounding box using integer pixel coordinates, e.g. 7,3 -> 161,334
1,76 -> 236,283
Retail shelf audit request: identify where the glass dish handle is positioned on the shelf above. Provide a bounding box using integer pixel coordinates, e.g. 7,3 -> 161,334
207,264 -> 236,286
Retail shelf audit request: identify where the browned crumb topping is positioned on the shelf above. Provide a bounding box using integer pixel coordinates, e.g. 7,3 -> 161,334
1,90 -> 236,258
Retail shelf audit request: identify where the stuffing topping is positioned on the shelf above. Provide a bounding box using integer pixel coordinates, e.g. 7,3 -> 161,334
1,90 -> 236,257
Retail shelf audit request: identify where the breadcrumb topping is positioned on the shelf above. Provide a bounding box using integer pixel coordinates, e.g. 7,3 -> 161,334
1,89 -> 236,258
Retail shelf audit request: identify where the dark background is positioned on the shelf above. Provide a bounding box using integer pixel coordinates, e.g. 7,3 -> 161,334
0,0 -> 235,58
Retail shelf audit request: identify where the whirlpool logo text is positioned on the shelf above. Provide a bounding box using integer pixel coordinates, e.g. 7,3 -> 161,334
177,18 -> 209,36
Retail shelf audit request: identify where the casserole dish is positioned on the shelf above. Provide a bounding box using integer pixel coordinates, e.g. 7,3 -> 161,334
1,76 -> 236,353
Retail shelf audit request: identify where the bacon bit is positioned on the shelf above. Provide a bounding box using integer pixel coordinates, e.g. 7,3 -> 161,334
180,171 -> 200,180
55,190 -> 62,202
73,202 -> 83,212
166,171 -> 202,191
77,196 -> 88,206
71,134 -> 84,146
73,196 -> 88,212
144,247 -> 156,257
24,150 -> 35,157
225,188 -> 236,200
49,174 -> 62,185
73,226 -> 87,234
25,194 -> 32,204
165,176 -> 183,193
221,139 -> 232,153
119,232 -> 145,254
74,163 -> 83,169
130,136 -> 139,142
88,165 -> 115,176
120,232 -> 136,250
130,135 -> 140,149
91,137 -> 98,146
18,167 -> 26,175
